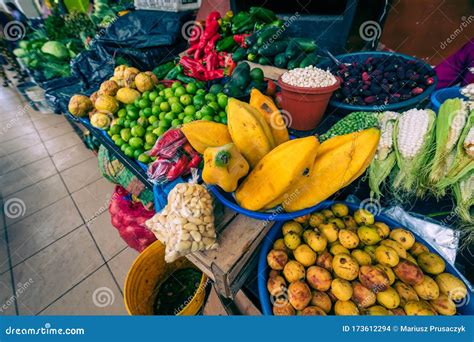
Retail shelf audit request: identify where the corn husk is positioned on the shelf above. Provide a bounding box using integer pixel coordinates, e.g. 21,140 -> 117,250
453,171 -> 474,224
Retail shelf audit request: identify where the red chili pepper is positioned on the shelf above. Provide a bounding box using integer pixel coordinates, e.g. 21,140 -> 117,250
166,154 -> 189,181
224,54 -> 236,76
182,142 -> 199,158
149,129 -> 184,157
233,34 -> 250,48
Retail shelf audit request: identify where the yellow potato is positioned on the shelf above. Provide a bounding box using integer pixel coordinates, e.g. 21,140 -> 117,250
391,307 -> 406,315
319,222 -> 339,243
373,222 -> 390,239
352,282 -> 376,308
389,228 -> 415,249
405,253 -> 418,264
294,244 -> 317,267
293,215 -> 310,225
331,203 -> 349,217
364,245 -> 377,263
332,254 -> 359,281
330,242 -> 350,256
404,301 -> 436,315
267,249 -> 288,270
380,239 -> 407,258
364,305 -> 391,315
430,294 -> 456,316
410,242 -> 429,257
316,250 -> 333,271
331,278 -> 353,301
328,217 -> 345,229
357,226 -> 381,246
273,238 -> 287,251
354,208 -> 375,225
267,275 -> 287,295
375,264 -> 395,285
311,291 -> 332,313
283,260 -> 305,283
321,209 -> 335,219
375,245 -> 399,267
435,273 -> 467,301
393,259 -> 424,286
304,231 -> 327,252
394,281 -> 419,306
351,249 -> 372,266
338,229 -> 360,249
413,275 -> 440,300
358,265 -> 390,293
376,287 -> 400,309
342,216 -> 358,230
299,306 -> 327,315
273,302 -> 295,315
309,212 -> 325,228
334,300 -> 359,315
288,280 -> 312,310
284,232 -> 301,250
306,266 -> 332,291
417,252 -> 445,275
282,221 -> 303,235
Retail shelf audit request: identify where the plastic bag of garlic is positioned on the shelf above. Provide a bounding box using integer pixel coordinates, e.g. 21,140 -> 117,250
146,178 -> 218,263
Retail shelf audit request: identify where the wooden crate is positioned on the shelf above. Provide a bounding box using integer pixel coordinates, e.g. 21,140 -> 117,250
187,208 -> 274,298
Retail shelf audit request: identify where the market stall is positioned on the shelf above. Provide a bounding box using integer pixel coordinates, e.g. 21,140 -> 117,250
5,1 -> 473,317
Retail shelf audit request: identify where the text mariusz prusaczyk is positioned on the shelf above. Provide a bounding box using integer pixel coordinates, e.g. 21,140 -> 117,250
399,325 -> 466,334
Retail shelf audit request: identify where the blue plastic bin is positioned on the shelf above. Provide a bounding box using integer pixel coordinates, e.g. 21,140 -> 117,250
430,86 -> 467,113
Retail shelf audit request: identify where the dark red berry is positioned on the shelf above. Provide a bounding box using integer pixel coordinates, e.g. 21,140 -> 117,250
364,96 -> 377,104
412,87 -> 424,95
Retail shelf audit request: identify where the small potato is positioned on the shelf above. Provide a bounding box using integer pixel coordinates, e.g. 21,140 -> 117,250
331,278 -> 353,301
302,230 -> 313,243
405,253 -> 418,265
430,294 -> 456,316
273,302 -> 295,316
364,305 -> 391,315
328,217 -> 345,229
284,232 -> 301,250
304,231 -> 327,252
319,222 -> 339,243
321,209 -> 335,219
330,242 -> 350,256
283,260 -> 305,283
364,245 -> 377,263
351,249 -> 372,266
311,291 -> 332,313
293,214 -> 310,225
332,254 -> 359,281
354,208 -> 375,225
375,264 -> 395,285
410,242 -> 429,257
435,273 -> 468,301
269,270 -> 279,279
380,239 -> 407,258
273,238 -> 287,251
394,280 -> 419,306
294,244 -> 317,267
375,245 -> 399,267
342,216 -> 358,230
316,250 -> 333,271
334,300 -> 359,315
357,226 -> 381,246
373,222 -> 390,239
404,300 -> 436,315
376,287 -> 400,309
389,228 -> 415,249
282,221 -> 303,235
413,275 -> 440,300
391,307 -> 406,315
267,275 -> 287,295
417,252 -> 445,275
393,259 -> 424,286
338,229 -> 360,249
306,266 -> 332,291
352,282 -> 376,308
299,306 -> 327,316
358,265 -> 390,293
331,203 -> 349,217
309,212 -> 325,228
267,249 -> 288,270
288,280 -> 312,310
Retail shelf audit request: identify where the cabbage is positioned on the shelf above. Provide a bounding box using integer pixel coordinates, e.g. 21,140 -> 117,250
41,41 -> 69,59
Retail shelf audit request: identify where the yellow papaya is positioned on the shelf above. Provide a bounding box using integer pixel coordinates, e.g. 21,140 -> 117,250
235,136 -> 320,211
227,98 -> 275,168
249,88 -> 289,146
283,128 -> 380,212
181,120 -> 232,154
202,143 -> 249,192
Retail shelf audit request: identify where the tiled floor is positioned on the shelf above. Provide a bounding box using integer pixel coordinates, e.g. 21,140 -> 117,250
0,87 -> 138,315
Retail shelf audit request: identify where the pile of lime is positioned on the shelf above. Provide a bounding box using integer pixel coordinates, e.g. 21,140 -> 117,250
107,81 -> 229,164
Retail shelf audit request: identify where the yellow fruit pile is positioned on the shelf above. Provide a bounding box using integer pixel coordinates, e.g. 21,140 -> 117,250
266,203 -> 468,316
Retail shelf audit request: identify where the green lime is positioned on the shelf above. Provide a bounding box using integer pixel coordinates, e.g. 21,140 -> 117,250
174,86 -> 186,97
213,115 -> 220,122
154,96 -> 165,106
129,137 -> 144,149
115,137 -> 124,147
158,90 -> 165,97
164,88 -> 174,98
142,91 -> 151,99
184,105 -> 196,117
171,119 -> 182,128
109,124 -> 121,135
217,95 -> 228,109
160,102 -> 170,112
152,120 -> 160,128
134,98 -> 141,107
196,89 -> 206,95
146,125 -> 154,132
208,101 -> 220,112
138,153 -> 151,163
157,84 -> 165,91
121,143 -> 129,152
138,109 -> 145,117
180,94 -> 192,106
178,113 -> 185,120
195,110 -> 203,120
183,116 -> 194,124
168,96 -> 179,105
204,93 -> 216,102
148,115 -> 159,125
145,133 -> 158,145
125,104 -> 135,111
220,116 -> 227,124
121,128 -> 131,142
115,118 -> 125,126
123,119 -> 131,128
131,125 -> 145,137
171,81 -> 181,90
144,142 -> 154,151
209,84 -> 224,95
117,108 -> 127,118
171,103 -> 183,114
127,108 -> 139,120
186,83 -> 197,94
137,117 -> 148,127
124,146 -> 135,158
149,91 -> 158,102
143,107 -> 152,117
130,120 -> 137,128
152,105 -> 160,116
219,111 -> 227,118
164,112 -> 176,121
201,105 -> 215,117
134,148 -> 144,159
139,98 -> 150,109
250,68 -> 264,82
202,115 -> 213,121
159,120 -> 170,128
153,127 -> 167,137
193,95 -> 205,108
159,112 -> 166,120
111,134 -> 121,142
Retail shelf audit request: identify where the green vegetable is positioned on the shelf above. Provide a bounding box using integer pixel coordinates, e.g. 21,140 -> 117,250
453,172 -> 473,225
273,53 -> 288,68
256,26 -> 280,46
299,54 -> 319,68
41,41 -> 69,59
258,41 -> 287,57
258,56 -> 271,65
293,38 -> 317,52
249,6 -> 277,23
231,62 -> 251,88
250,68 -> 264,82
164,65 -> 183,80
153,61 -> 176,79
285,40 -> 303,59
232,48 -> 247,62
216,36 -> 237,52
244,33 -> 258,47
247,53 -> 257,62
287,53 -> 306,70
320,112 -> 380,142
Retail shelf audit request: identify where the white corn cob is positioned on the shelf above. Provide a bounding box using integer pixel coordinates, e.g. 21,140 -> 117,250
446,105 -> 468,150
376,111 -> 399,160
397,109 -> 431,159
464,126 -> 474,158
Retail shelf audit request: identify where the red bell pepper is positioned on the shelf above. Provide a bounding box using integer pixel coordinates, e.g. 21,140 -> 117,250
233,33 -> 250,48
166,154 -> 189,181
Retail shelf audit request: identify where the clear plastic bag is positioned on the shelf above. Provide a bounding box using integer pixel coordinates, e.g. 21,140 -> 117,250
146,175 -> 218,262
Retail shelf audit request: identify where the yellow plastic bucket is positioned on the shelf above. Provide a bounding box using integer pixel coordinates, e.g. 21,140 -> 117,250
124,240 -> 208,315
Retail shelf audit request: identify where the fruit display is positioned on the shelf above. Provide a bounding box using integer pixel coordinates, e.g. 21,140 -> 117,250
330,55 -> 435,106
222,62 -> 266,98
264,203 -> 469,315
